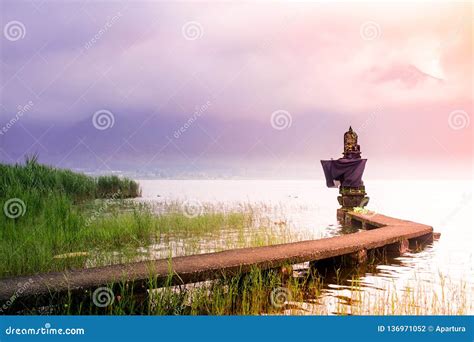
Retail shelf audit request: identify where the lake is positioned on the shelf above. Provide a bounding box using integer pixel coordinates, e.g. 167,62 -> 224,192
138,179 -> 473,314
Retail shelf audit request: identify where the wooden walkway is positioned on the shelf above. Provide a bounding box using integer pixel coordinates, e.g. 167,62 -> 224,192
0,211 -> 433,311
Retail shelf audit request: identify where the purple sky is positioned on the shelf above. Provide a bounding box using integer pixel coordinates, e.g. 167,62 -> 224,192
0,1 -> 472,179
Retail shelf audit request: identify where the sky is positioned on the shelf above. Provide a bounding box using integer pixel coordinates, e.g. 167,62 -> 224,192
0,1 -> 472,179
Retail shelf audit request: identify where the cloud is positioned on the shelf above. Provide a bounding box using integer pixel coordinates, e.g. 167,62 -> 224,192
1,1 -> 471,123
0,1 -> 471,173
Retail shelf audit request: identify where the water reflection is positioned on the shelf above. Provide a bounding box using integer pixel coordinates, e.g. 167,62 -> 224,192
127,180 -> 474,314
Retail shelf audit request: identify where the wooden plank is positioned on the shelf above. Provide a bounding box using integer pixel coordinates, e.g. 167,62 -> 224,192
0,212 -> 433,309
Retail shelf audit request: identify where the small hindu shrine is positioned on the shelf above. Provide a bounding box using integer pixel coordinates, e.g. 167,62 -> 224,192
321,127 -> 369,215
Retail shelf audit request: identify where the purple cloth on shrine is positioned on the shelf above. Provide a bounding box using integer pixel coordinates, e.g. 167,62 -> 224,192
320,158 -> 367,188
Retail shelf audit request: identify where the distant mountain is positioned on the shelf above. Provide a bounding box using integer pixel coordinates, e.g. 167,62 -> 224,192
370,63 -> 444,88
0,110 -> 339,176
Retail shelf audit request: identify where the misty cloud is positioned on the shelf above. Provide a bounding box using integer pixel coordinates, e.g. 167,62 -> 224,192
0,1 -> 471,177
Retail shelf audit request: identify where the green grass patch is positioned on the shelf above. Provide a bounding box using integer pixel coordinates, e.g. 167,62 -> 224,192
0,158 -> 262,277
0,155 -> 141,201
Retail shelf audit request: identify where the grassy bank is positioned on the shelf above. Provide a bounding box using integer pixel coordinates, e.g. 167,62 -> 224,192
0,156 -> 140,200
1,159 -> 294,278
4,159 -> 467,316
0,158 -> 140,276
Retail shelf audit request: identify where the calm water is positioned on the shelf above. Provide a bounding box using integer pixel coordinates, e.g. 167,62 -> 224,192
138,179 -> 473,314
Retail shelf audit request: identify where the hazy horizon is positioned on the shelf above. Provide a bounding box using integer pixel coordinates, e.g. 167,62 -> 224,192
1,1 -> 472,179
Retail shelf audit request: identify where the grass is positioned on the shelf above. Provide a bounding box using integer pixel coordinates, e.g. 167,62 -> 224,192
0,197 -> 264,277
2,158 -> 471,316
0,158 -> 307,278
22,265 -> 324,315
17,264 -> 471,316
0,157 -> 145,277
331,273 -> 472,316
0,155 -> 141,201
